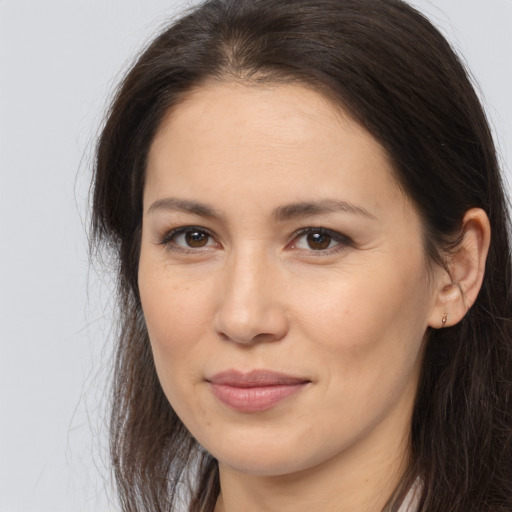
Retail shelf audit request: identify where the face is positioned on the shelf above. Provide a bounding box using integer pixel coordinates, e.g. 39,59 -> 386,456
139,82 -> 441,478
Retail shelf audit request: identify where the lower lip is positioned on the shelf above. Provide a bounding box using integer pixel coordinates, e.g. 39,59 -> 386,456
209,382 -> 308,412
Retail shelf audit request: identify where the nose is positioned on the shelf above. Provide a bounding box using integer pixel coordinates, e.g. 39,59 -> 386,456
213,249 -> 289,345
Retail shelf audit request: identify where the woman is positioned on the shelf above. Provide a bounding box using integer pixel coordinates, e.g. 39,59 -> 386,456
91,0 -> 512,510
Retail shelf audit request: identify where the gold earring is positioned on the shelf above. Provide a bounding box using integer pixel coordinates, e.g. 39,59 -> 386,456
442,314 -> 447,328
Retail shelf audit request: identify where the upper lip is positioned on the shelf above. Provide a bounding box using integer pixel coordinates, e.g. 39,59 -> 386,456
207,369 -> 310,388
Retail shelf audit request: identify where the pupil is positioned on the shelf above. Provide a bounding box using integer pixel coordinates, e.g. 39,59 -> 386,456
307,232 -> 331,250
185,231 -> 208,247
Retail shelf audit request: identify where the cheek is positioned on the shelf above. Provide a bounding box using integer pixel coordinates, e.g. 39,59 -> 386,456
290,270 -> 428,443
293,259 -> 431,381
138,262 -> 214,387
138,271 -> 217,428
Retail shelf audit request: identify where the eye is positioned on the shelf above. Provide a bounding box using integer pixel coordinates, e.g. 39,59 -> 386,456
291,228 -> 351,253
161,226 -> 217,250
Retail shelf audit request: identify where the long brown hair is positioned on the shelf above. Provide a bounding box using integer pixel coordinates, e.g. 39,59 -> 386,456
91,1 -> 512,510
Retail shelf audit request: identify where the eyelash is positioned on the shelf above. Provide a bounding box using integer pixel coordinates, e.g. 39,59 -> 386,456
289,227 -> 352,254
159,225 -> 218,254
159,226 -> 352,255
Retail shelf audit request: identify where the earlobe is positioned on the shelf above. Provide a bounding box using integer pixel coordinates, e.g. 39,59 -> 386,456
428,208 -> 491,329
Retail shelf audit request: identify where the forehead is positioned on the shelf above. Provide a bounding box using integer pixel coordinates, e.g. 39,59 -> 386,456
145,81 -> 402,213
151,81 -> 369,155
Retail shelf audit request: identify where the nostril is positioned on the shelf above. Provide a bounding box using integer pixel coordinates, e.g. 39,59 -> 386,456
214,311 -> 289,345
215,329 -> 283,345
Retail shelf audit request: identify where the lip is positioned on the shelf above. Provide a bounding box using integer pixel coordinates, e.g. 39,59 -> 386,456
207,370 -> 310,412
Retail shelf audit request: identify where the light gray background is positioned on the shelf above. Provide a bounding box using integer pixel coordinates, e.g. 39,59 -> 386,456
0,1 -> 510,511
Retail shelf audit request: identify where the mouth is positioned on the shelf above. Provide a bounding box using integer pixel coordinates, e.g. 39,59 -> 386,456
206,369 -> 311,413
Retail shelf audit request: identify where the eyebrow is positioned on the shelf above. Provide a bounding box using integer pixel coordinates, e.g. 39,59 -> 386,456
273,199 -> 377,221
147,197 -> 376,221
147,198 -> 221,218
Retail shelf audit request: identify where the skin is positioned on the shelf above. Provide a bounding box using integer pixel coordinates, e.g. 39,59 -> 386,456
138,82 -> 490,512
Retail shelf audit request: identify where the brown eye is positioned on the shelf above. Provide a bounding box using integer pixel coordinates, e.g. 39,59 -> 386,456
184,230 -> 210,248
306,232 -> 332,250
162,226 -> 216,251
291,228 -> 351,254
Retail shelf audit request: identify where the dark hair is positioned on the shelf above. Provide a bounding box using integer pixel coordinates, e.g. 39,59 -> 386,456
91,0 -> 512,510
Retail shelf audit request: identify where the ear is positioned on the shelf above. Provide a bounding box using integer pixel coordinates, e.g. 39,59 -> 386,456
428,208 -> 490,329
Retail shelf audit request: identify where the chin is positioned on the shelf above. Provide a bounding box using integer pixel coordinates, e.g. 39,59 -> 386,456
217,453 -> 308,477
203,431 -> 332,478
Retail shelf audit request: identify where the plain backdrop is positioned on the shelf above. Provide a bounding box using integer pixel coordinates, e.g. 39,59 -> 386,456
0,1 -> 510,511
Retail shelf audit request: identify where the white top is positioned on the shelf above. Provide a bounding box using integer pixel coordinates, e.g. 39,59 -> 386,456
397,480 -> 421,512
